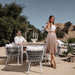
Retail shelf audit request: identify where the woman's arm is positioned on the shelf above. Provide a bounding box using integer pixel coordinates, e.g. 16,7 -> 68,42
44,25 -> 48,31
55,25 -> 58,43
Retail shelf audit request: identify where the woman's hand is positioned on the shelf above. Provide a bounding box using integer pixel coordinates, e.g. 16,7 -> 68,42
56,40 -> 58,43
56,38 -> 58,43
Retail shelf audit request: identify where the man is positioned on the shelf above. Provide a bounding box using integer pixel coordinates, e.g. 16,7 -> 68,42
14,30 -> 27,51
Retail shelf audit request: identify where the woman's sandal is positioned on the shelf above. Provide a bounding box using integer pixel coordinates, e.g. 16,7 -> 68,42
50,64 -> 53,67
54,64 -> 56,69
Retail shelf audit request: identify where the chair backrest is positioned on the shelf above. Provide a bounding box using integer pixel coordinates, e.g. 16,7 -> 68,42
5,46 -> 19,55
26,50 -> 44,62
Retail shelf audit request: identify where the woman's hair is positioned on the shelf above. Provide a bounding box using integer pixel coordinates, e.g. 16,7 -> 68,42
48,15 -> 55,28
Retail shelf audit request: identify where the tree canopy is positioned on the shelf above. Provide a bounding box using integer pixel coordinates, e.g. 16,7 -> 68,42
0,3 -> 46,46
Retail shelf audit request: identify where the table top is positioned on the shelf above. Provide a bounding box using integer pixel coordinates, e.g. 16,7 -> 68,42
5,42 -> 46,48
17,42 -> 46,46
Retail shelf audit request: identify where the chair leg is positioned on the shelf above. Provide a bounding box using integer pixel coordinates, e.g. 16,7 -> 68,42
17,55 -> 19,64
45,53 -> 48,65
39,61 -> 43,73
48,55 -> 50,64
5,56 -> 10,67
27,61 -> 31,73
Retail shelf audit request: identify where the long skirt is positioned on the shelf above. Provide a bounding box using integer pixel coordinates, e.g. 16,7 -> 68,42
46,32 -> 58,55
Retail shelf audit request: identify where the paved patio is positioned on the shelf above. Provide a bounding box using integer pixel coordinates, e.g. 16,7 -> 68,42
0,47 -> 75,75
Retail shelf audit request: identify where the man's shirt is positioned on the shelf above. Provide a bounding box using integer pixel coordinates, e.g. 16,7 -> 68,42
14,36 -> 27,44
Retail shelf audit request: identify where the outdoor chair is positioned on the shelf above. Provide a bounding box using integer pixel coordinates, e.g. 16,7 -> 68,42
26,45 -> 44,73
5,45 -> 20,67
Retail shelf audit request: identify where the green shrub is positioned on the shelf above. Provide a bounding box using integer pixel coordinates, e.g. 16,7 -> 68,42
68,38 -> 75,43
56,27 -> 65,38
67,43 -> 74,53
62,51 -> 68,57
62,41 -> 67,43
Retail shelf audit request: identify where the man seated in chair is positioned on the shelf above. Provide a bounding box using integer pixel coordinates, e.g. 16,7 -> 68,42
14,30 -> 27,51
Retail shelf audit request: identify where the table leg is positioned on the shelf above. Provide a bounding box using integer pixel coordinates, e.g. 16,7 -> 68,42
21,46 -> 23,65
17,46 -> 19,64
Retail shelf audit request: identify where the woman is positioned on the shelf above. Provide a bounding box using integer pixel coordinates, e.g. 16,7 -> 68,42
45,15 -> 58,69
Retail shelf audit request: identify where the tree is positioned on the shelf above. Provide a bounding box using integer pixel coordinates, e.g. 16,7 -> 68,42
56,27 -> 65,38
62,22 -> 72,34
0,3 -> 28,46
4,3 -> 23,19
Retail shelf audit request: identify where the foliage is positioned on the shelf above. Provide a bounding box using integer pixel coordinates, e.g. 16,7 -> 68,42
62,41 -> 67,43
56,27 -> 65,38
0,3 -> 46,46
62,22 -> 72,34
67,43 -> 74,53
62,43 -> 74,57
62,51 -> 68,57
68,38 -> 75,43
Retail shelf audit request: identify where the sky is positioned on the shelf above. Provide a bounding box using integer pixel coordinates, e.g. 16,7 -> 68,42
0,0 -> 75,30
